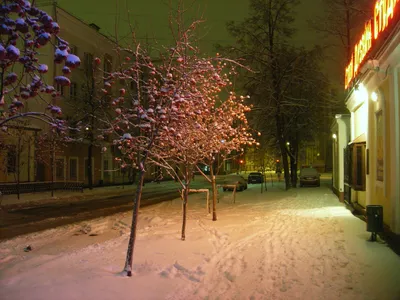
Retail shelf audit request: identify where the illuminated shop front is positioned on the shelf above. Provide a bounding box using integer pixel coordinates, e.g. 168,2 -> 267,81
343,0 -> 400,233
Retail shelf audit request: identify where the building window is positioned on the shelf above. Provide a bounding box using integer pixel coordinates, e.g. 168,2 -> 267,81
84,52 -> 93,77
56,84 -> 64,96
69,158 -> 78,180
70,45 -> 78,55
69,82 -> 77,100
7,145 -> 17,173
103,159 -> 110,180
55,158 -> 65,180
84,158 -> 95,179
376,110 -> 384,181
344,145 -> 352,185
351,143 -> 366,191
104,54 -> 112,76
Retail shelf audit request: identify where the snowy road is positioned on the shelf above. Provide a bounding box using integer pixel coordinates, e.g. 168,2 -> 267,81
1,182 -> 399,300
0,180 -> 211,240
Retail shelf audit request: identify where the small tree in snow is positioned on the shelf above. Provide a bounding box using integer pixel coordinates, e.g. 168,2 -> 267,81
97,41 -> 187,276
0,0 -> 79,129
148,36 -> 257,237
0,120 -> 34,198
193,89 -> 257,221
35,125 -> 67,196
103,2 -> 256,275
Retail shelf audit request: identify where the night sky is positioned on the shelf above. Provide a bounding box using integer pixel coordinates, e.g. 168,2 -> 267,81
55,0 -> 339,80
55,0 -> 325,49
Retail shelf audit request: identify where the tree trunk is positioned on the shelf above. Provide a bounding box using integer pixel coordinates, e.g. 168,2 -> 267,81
281,146 -> 290,189
181,184 -> 190,240
87,143 -> 93,190
124,169 -> 145,277
290,156 -> 296,187
27,138 -> 31,182
16,136 -> 21,200
276,114 -> 291,190
181,165 -> 191,241
51,142 -> 55,197
271,42 -> 290,190
291,138 -> 299,187
210,165 -> 217,221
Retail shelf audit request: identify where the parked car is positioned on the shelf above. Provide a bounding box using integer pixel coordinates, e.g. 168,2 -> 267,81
222,175 -> 248,191
299,167 -> 320,187
247,172 -> 264,184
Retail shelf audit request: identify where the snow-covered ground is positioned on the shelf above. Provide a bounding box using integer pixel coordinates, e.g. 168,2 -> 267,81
1,183 -> 400,300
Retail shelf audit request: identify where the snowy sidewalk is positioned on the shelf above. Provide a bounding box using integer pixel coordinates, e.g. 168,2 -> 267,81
1,184 -> 399,300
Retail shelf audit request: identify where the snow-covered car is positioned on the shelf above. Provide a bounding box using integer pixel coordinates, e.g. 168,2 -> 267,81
247,172 -> 264,184
299,167 -> 320,187
222,175 -> 248,191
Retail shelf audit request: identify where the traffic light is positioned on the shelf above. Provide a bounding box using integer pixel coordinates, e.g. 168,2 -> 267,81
275,159 -> 282,172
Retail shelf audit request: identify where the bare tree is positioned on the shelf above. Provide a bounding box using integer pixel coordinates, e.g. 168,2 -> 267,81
35,126 -> 67,197
64,55 -> 112,189
222,0 -> 301,190
221,0 -> 339,189
0,121 -> 33,198
308,0 -> 372,63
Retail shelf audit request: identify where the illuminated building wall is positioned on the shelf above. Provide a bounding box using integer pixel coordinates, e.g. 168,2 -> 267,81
343,0 -> 400,233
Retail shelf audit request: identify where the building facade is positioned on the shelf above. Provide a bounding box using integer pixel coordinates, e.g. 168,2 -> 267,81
341,0 -> 400,234
0,4 -> 159,190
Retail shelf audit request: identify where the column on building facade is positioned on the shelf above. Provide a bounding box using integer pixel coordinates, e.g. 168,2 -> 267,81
337,116 -> 350,198
389,65 -> 400,233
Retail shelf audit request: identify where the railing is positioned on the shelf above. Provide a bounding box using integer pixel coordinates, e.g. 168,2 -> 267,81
0,181 -> 84,195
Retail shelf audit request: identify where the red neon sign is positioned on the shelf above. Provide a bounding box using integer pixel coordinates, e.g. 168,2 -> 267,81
344,0 -> 399,89
375,0 -> 398,38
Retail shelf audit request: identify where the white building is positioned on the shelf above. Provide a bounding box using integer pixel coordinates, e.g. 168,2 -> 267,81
342,0 -> 400,233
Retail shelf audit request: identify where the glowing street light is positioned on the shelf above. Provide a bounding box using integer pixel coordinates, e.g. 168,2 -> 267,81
371,91 -> 378,102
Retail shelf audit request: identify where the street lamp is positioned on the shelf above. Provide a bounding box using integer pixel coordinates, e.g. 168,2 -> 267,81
239,159 -> 244,174
371,91 -> 378,102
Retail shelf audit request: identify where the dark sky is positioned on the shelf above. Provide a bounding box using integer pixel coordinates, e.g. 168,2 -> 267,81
56,0 -> 325,50
55,0 -> 340,83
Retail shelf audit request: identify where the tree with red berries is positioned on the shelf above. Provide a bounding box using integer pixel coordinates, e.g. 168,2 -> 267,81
99,1 -> 256,275
153,84 -> 256,231
97,42 -> 174,276
193,90 -> 258,221
0,0 -> 80,129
